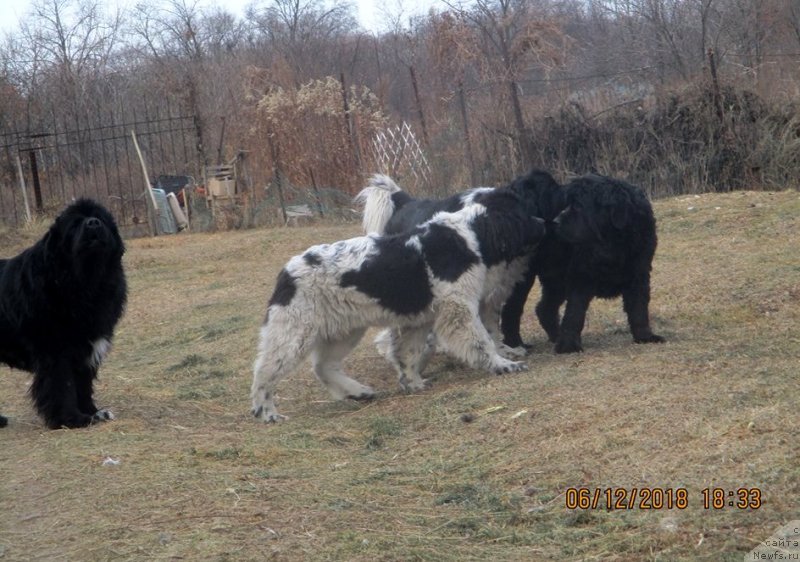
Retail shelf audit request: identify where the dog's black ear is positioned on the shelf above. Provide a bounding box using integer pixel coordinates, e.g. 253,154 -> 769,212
597,180 -> 632,230
470,190 -> 545,263
110,221 -> 126,258
43,224 -> 60,261
525,217 -> 547,247
471,208 -> 534,265
611,205 -> 628,229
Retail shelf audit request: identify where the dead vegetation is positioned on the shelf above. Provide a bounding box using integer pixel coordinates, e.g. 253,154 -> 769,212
0,190 -> 798,561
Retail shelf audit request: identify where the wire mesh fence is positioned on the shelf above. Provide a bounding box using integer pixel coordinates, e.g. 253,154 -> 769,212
0,95 -> 196,233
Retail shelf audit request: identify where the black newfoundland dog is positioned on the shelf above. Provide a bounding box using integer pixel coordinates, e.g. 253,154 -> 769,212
0,199 -> 127,429
528,173 -> 665,353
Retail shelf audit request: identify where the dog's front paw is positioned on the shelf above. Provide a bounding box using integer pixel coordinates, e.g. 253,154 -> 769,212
52,413 -> 94,429
634,333 -> 665,344
497,343 -> 528,359
400,377 -> 431,393
92,408 -> 115,422
347,389 -> 376,402
251,405 -> 288,424
492,360 -> 527,375
554,337 -> 583,354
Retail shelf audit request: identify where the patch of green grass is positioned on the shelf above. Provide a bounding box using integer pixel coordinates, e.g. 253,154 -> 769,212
364,416 -> 403,449
278,430 -> 319,450
167,353 -> 207,371
435,483 -> 505,509
189,446 -> 246,461
175,385 -> 226,400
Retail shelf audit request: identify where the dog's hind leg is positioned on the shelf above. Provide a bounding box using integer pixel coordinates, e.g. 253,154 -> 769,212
555,291 -> 592,354
378,326 -> 433,392
312,328 -> 375,401
536,276 -> 566,343
483,293 -> 526,359
623,277 -> 665,344
501,262 -> 537,349
484,260 -> 529,358
434,300 -> 527,375
251,313 -> 316,423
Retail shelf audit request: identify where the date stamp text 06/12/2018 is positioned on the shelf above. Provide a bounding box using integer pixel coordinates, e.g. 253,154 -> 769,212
564,487 -> 762,510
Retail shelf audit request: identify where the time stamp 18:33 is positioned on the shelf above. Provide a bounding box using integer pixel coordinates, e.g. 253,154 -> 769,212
565,487 -> 763,510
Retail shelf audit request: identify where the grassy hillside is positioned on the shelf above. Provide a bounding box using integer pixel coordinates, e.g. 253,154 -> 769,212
1,190 -> 798,561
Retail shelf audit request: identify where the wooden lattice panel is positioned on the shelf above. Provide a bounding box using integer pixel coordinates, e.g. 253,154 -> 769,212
372,122 -> 431,188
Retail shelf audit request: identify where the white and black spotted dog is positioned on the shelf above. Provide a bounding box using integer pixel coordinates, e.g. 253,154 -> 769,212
355,171 -> 562,359
250,189 -> 546,422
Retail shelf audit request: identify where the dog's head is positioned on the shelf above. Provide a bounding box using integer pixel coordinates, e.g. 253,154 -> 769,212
554,175 -> 634,244
45,199 -> 125,273
507,168 -> 567,222
470,190 -> 546,264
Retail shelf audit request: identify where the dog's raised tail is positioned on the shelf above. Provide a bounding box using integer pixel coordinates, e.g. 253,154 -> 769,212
354,174 -> 403,235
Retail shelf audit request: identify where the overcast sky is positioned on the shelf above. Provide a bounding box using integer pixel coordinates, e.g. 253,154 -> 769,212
0,0 -> 449,35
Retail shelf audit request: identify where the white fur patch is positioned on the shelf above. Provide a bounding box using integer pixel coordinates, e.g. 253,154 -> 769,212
93,408 -> 115,421
353,174 -> 401,234
88,338 -> 112,369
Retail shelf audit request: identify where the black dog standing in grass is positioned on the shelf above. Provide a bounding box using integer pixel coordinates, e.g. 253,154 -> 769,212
506,173 -> 664,353
0,199 -> 127,429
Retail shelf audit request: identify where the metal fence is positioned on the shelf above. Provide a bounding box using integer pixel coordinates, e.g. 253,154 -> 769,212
0,96 -> 198,234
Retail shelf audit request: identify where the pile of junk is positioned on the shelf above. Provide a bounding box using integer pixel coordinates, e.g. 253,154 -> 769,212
149,174 -> 193,234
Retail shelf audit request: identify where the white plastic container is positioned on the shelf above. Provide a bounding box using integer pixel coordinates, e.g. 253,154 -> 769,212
151,188 -> 177,234
166,192 -> 189,230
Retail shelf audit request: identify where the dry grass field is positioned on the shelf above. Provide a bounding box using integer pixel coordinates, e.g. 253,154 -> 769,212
1,190 -> 798,561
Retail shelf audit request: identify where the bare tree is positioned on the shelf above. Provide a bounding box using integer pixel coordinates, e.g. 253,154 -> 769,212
129,0 -> 227,167
23,0 -> 121,75
717,0 -> 786,82
443,0 -> 567,164
1,0 -> 124,190
247,0 -> 357,81
11,0 -> 121,119
692,0 -> 718,57
593,0 -> 695,80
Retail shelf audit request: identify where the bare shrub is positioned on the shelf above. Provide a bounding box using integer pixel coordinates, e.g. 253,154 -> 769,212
247,74 -> 388,196
524,82 -> 800,197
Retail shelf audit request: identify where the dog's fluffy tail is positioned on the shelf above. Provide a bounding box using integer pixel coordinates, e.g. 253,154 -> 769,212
354,174 -> 403,235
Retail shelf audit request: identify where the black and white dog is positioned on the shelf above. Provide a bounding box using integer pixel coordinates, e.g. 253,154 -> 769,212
251,189 -> 545,422
356,170 -> 565,354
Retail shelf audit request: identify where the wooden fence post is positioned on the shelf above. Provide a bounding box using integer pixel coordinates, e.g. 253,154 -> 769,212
131,130 -> 158,237
15,153 -> 32,223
